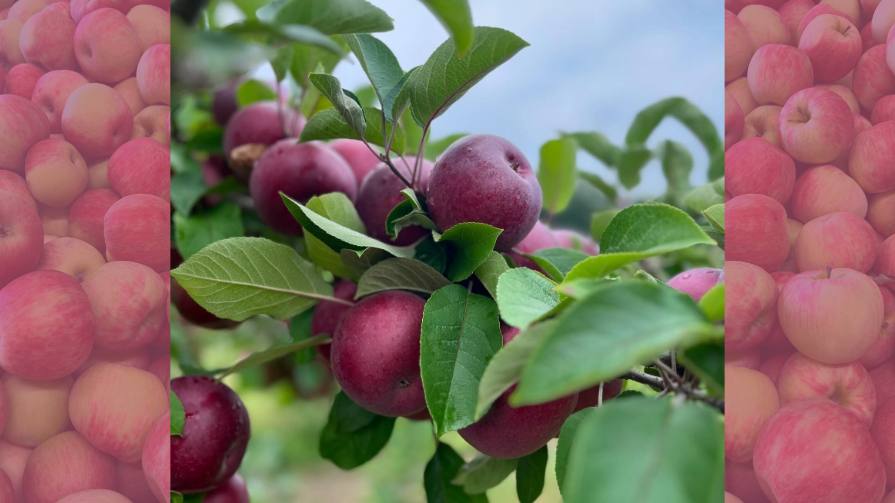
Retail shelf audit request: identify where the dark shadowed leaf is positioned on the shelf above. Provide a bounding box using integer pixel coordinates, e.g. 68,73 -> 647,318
425,443 -> 487,503
679,341 -> 724,397
438,223 -> 502,281
173,203 -> 245,260
516,446 -> 547,503
356,258 -> 450,298
320,392 -> 396,469
453,456 -> 516,494
300,107 -> 406,153
304,193 -> 366,279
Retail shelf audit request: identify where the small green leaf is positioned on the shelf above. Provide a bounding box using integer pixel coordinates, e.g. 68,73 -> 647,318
171,237 -> 332,321
170,147 -> 206,216
319,392 -> 396,469
563,131 -> 620,167
567,203 -> 715,281
513,282 -> 714,405
703,203 -> 724,232
425,133 -> 467,160
421,285 -> 502,435
679,341 -> 724,396
386,188 -> 436,239
419,0 -> 474,55
555,409 -> 592,495
289,309 -> 316,363
301,107 -> 406,153
218,335 -> 330,378
474,251 -> 510,299
415,237 -> 448,273
589,209 -> 619,242
453,456 -> 516,494
539,138 -> 578,215
281,195 -> 415,258
235,78 -> 277,106
683,179 -> 724,213
475,321 -> 555,419
170,391 -> 185,436
356,258 -> 451,298
174,203 -> 245,260
410,27 -> 528,127
616,145 -> 652,189
425,443 -> 487,503
529,248 -> 589,281
658,140 -> 693,202
305,193 -> 367,279
345,34 -> 406,121
438,223 -> 502,282
310,73 -> 366,137
562,397 -> 724,503
223,20 -> 342,54
258,0 -> 394,34
496,268 -> 559,329
579,171 -> 618,204
698,283 -> 724,323
516,446 -> 547,503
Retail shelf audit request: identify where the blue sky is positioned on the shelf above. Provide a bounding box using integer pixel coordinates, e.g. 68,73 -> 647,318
245,0 -> 723,196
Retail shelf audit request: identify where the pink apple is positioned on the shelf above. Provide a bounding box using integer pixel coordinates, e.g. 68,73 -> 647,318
19,2 -> 76,70
126,4 -> 169,50
22,431 -> 117,503
725,261 -> 778,352
0,178 -> 42,286
24,138 -> 89,208
5,63 -> 44,98
860,286 -> 895,368
853,45 -> 895,110
1,374 -> 72,447
41,206 -> 69,237
725,365 -> 780,462
799,14 -> 863,82
141,412 -> 169,502
727,10 -> 755,82
779,87 -> 855,164
818,83 -> 862,112
132,104 -> 169,145
795,211 -> 879,272
135,43 -> 170,105
69,0 -> 129,22
666,267 -> 722,301
777,353 -> 877,424
727,349 -> 762,369
743,104 -> 782,146
869,190 -> 895,236
790,165 -> 868,222
726,194 -> 791,271
798,4 -> 857,36
68,188 -> 119,253
0,93 -> 50,172
753,399 -> 887,503
0,441 -> 30,498
113,77 -> 145,115
0,271 -> 95,380
879,234 -> 895,275
747,44 -> 815,105
778,268 -> 884,364
872,0 -> 895,42
61,83 -> 133,161
38,236 -> 105,280
73,8 -> 142,84
56,489 -> 133,503
759,351 -> 792,382
871,94 -> 895,122
88,159 -> 109,189
725,137 -> 796,203
871,397 -> 895,489
108,138 -> 169,199
848,120 -> 895,193
103,194 -> 169,272
781,0 -> 819,40
0,18 -> 24,66
30,70 -> 88,132
7,0 -> 63,22
727,77 -> 758,114
330,138 -> 381,186
873,361 -> 895,402
739,5 -> 792,47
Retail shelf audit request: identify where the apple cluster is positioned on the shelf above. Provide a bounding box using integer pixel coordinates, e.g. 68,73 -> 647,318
725,1 -> 895,502
0,0 -> 171,501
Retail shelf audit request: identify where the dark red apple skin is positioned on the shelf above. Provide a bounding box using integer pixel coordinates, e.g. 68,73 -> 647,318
222,101 -> 303,156
355,157 -> 433,245
171,376 -> 251,494
330,290 -> 426,417
203,474 -> 249,503
311,280 -> 357,361
249,140 -> 356,235
426,134 -> 542,251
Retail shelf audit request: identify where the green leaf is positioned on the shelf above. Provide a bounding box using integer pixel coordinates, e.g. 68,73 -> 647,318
173,203 -> 245,260
319,392 -> 396,469
171,237 -> 332,321
516,446 -> 547,503
409,27 -> 528,127
703,203 -> 724,232
529,248 -> 589,281
683,179 -> 724,213
579,171 -> 618,204
170,391 -> 185,436
310,73 -> 366,137
289,308 -> 316,363
421,285 -> 502,435
305,193 -> 367,279
453,456 -> 516,494
562,397 -> 724,503
474,251 -> 509,299
281,195 -> 415,258
555,409 -> 591,495
679,341 -> 724,396
170,148 -> 206,216
419,0 -> 474,55
513,282 -> 714,405
218,334 -> 330,378
538,138 -> 578,215
555,278 -> 614,300
563,131 -> 620,167
496,268 -> 559,329
345,34 -> 406,122
425,133 -> 467,160
589,209 -> 619,242
657,140 -> 693,202
356,258 -> 451,298
301,107 -> 406,153
438,223 -> 502,282
386,188 -> 436,239
698,283 -> 724,323
223,20 -> 342,54
425,443 -> 487,503
475,321 -> 555,419
235,78 -> 277,106
415,237 -> 448,273
616,145 -> 652,189
566,203 -> 715,282
258,0 -> 394,34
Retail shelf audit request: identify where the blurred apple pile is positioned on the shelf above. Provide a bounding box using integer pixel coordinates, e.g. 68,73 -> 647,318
0,0 -> 171,501
724,0 -> 895,502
